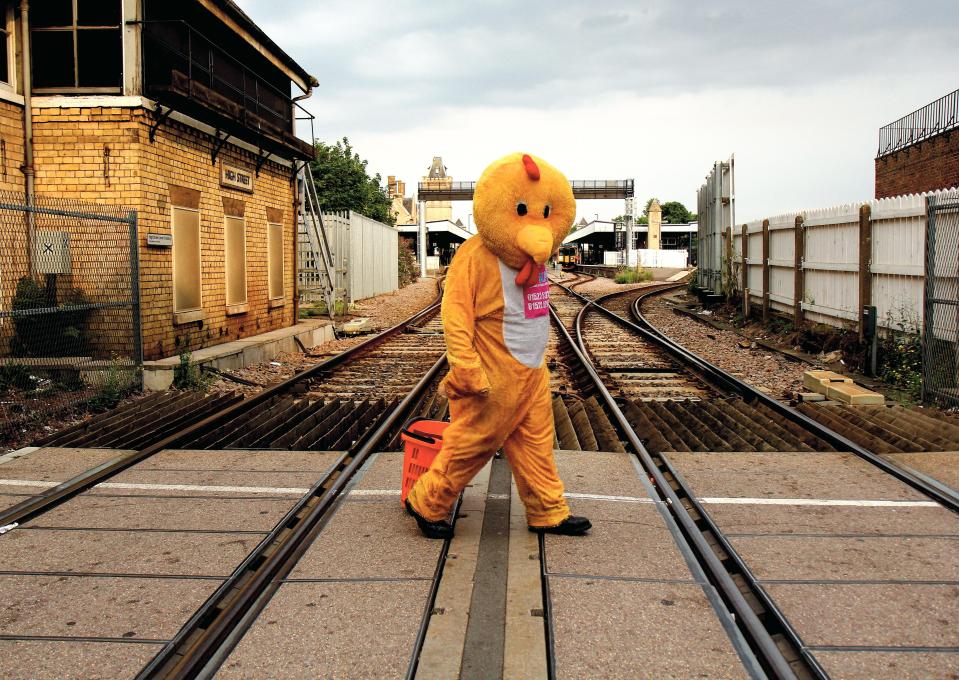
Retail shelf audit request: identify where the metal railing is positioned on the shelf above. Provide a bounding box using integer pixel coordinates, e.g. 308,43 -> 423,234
417,178 -> 635,200
141,19 -> 309,146
878,88 -> 959,157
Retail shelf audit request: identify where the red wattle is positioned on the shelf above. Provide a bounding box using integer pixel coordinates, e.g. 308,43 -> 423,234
514,258 -> 540,287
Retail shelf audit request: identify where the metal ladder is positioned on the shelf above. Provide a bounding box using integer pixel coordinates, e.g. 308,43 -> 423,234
296,164 -> 339,321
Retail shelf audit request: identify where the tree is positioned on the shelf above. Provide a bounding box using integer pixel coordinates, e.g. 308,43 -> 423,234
309,137 -> 395,225
660,201 -> 695,224
610,198 -> 698,226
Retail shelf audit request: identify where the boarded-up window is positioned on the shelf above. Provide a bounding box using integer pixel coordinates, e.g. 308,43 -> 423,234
172,207 -> 201,312
225,216 -> 247,306
267,222 -> 284,300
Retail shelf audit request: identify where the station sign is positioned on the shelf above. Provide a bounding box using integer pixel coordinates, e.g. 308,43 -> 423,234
221,162 -> 254,193
147,233 -> 173,247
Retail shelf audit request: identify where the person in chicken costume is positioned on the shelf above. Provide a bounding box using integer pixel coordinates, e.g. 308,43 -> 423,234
406,152 -> 592,539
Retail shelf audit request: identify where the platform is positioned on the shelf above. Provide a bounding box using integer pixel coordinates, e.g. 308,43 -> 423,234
142,319 -> 335,391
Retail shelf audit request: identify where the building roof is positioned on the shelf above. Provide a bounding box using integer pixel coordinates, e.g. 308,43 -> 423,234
397,220 -> 473,241
564,220 -> 698,243
427,157 -> 448,179
201,0 -> 318,92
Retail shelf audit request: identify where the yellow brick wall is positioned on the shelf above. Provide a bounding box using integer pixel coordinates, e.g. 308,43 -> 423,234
31,105 -> 298,361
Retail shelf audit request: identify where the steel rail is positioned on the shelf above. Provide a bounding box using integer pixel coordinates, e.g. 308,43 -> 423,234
547,299 -> 792,680
139,354 -> 449,680
622,285 -> 959,514
617,284 -> 959,676
0,290 -> 443,529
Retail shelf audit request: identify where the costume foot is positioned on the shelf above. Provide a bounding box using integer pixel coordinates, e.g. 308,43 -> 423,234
405,500 -> 454,539
529,516 -> 592,536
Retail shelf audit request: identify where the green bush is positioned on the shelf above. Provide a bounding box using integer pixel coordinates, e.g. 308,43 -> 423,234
0,363 -> 35,391
173,352 -> 213,391
613,266 -> 653,284
11,277 -> 90,357
398,239 -> 419,287
88,357 -> 133,410
877,330 -> 923,402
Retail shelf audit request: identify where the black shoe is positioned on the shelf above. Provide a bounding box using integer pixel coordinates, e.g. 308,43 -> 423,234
529,516 -> 592,536
406,500 -> 454,540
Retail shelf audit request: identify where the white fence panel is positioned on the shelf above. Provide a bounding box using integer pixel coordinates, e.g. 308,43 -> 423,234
869,194 -> 926,333
299,211 -> 398,306
347,212 -> 398,302
746,221 -> 763,309
768,214 -> 796,313
801,203 -> 860,326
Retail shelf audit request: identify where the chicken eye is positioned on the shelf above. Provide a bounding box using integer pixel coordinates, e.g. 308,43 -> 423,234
516,202 -> 528,216
543,205 -> 551,218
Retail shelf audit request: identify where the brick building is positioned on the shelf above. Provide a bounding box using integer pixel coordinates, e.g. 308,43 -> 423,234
0,0 -> 317,363
876,89 -> 959,198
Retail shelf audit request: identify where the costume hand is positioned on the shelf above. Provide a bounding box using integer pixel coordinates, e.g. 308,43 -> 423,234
443,364 -> 491,399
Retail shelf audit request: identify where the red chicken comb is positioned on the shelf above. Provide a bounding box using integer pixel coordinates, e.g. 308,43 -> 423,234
522,154 -> 540,181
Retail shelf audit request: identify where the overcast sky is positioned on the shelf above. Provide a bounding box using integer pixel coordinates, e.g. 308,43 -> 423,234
242,0 -> 958,223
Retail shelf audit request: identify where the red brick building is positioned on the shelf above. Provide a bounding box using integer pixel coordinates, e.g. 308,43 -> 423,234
876,89 -> 959,198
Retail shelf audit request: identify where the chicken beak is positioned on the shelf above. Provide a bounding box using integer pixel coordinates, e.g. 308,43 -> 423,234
515,224 -> 554,265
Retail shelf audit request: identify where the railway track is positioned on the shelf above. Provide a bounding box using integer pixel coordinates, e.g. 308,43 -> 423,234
3,271 -> 957,679
546,278 -> 959,679
0,285 -> 461,679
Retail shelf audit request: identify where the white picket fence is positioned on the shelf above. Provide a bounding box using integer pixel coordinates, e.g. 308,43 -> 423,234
299,211 -> 398,306
603,249 -> 689,268
720,187 -> 959,334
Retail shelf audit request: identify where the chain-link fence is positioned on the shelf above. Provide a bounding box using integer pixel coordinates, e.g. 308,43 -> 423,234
0,192 -> 140,442
923,191 -> 959,408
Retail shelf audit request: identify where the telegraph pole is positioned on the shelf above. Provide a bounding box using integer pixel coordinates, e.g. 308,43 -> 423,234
625,196 -> 634,268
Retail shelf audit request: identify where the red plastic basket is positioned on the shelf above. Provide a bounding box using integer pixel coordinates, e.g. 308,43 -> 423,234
400,417 -> 450,505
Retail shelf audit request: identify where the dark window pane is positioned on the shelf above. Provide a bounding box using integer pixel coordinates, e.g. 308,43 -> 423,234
0,31 -> 8,83
31,0 -> 74,28
78,1 -> 121,26
77,28 -> 122,87
32,30 -> 75,88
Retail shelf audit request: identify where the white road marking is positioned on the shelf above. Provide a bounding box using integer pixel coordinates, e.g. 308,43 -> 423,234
698,497 -> 940,507
564,492 -> 655,503
0,478 -> 309,495
2,478 -> 939,508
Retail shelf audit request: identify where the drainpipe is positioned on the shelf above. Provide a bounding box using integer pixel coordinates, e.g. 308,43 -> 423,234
19,0 -> 35,272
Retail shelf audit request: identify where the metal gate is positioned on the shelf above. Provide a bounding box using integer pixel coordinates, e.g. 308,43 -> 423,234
0,192 -> 140,440
923,191 -> 959,407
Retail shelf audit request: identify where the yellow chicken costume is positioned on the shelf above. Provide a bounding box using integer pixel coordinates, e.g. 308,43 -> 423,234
406,153 -> 591,539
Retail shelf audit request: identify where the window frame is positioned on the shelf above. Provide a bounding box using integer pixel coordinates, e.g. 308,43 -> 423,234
224,214 -> 248,312
30,0 -> 123,94
171,205 -> 203,318
0,6 -> 14,90
266,220 -> 285,304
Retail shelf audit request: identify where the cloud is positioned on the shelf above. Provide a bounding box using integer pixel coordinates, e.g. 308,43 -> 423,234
239,0 -> 959,221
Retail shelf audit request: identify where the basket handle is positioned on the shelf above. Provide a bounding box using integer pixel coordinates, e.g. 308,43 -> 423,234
401,416 -> 439,445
